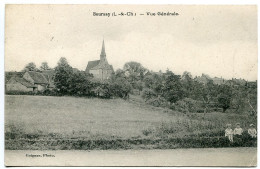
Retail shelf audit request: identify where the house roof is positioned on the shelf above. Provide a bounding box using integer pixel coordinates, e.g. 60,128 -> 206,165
5,71 -> 24,82
27,71 -> 48,84
41,70 -> 55,82
41,70 -> 55,88
9,76 -> 36,88
86,60 -> 100,71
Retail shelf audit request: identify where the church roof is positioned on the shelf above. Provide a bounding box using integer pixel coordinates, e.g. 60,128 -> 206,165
86,60 -> 100,71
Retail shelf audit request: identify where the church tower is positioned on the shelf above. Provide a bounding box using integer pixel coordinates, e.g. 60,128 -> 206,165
100,39 -> 106,62
85,38 -> 114,80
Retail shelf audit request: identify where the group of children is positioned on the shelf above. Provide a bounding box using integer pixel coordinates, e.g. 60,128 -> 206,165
225,123 -> 257,142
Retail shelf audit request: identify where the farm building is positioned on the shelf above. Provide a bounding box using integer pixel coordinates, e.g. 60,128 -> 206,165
23,71 -> 49,91
6,76 -> 36,92
5,72 -> 24,83
41,70 -> 55,89
5,70 -> 55,92
85,40 -> 114,80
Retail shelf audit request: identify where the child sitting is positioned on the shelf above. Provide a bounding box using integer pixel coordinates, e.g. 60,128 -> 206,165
233,123 -> 243,136
225,124 -> 233,142
248,124 -> 257,138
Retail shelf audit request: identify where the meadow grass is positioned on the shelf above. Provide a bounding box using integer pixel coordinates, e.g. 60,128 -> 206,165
5,95 -> 257,150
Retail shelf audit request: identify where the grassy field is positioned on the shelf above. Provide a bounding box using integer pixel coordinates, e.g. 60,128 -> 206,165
5,95 -> 177,139
5,95 -> 257,150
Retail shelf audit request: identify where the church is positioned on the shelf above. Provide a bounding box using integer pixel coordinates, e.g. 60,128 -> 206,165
85,40 -> 114,80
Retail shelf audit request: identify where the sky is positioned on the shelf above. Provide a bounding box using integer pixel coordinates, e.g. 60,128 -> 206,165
5,5 -> 257,80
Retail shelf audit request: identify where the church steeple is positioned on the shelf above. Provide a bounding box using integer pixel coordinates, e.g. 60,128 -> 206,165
100,39 -> 106,60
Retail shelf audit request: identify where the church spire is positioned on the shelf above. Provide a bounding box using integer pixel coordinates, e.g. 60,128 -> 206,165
100,39 -> 106,60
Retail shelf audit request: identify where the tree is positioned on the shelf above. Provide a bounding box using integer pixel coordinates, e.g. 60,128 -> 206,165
218,94 -> 231,112
143,74 -> 154,89
162,70 -> 184,103
23,62 -> 37,71
40,62 -> 50,70
142,88 -> 157,101
123,62 -> 147,81
143,73 -> 163,94
194,80 -> 218,115
231,85 -> 247,113
135,80 -> 143,94
67,71 -> 93,96
181,71 -> 193,97
247,84 -> 257,116
53,57 -> 73,95
114,69 -> 126,79
217,85 -> 232,112
109,77 -> 132,99
231,82 -> 257,115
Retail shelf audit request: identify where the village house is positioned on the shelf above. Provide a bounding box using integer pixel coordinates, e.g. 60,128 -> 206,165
85,40 -> 114,80
6,76 -> 37,92
41,70 -> 55,90
5,70 -> 55,92
23,71 -> 49,91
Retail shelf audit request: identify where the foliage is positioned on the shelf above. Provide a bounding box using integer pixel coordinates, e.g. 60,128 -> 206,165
162,70 -> 184,103
40,62 -> 51,70
91,81 -> 112,98
146,96 -> 168,107
67,71 -> 93,96
217,85 -> 232,112
123,61 -> 147,81
142,88 -> 157,101
171,98 -> 201,113
135,80 -> 143,94
23,62 -> 37,71
16,58 -> 258,115
181,71 -> 193,97
109,76 -> 132,99
53,57 -> 74,95
5,89 -> 62,96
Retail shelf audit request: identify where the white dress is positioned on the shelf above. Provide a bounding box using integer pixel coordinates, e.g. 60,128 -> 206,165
225,128 -> 233,142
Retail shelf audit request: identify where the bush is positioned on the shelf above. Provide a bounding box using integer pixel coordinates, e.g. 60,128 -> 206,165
5,89 -> 62,97
142,88 -> 157,101
5,90 -> 36,95
91,82 -> 112,99
146,96 -> 168,107
170,98 -> 201,113
109,77 -> 132,99
40,89 -> 61,96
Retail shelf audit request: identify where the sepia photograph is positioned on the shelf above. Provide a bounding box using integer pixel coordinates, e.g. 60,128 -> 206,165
4,4 -> 257,166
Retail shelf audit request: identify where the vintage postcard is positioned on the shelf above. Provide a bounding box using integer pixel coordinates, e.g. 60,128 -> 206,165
4,5 -> 257,166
